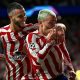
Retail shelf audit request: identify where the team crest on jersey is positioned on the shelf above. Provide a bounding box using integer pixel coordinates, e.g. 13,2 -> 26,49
29,43 -> 36,50
29,43 -> 39,51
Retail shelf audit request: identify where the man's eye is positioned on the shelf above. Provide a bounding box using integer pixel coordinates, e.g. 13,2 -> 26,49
18,15 -> 23,18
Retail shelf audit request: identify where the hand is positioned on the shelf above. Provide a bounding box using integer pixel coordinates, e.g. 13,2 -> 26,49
33,23 -> 39,29
69,71 -> 76,80
46,26 -> 65,44
46,28 -> 57,41
46,28 -> 57,45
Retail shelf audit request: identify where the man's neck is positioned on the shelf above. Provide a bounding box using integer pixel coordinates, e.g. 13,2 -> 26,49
10,23 -> 21,32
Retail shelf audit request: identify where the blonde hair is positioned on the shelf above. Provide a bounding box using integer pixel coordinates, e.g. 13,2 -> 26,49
38,9 -> 56,21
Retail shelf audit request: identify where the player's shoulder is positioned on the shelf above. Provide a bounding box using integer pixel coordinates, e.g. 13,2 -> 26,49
26,30 -> 39,42
27,30 -> 38,37
29,30 -> 38,34
0,25 -> 10,32
25,23 -> 33,27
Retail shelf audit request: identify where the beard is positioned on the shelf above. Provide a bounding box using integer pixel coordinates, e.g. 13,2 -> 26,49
13,19 -> 25,28
14,21 -> 21,27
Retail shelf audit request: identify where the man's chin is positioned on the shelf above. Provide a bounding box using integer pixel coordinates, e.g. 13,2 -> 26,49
20,24 -> 26,28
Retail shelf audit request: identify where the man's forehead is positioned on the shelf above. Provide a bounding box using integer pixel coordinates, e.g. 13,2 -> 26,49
14,9 -> 25,14
46,15 -> 57,21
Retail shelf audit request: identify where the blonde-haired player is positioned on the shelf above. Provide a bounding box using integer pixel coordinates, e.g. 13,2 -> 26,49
25,9 -> 76,80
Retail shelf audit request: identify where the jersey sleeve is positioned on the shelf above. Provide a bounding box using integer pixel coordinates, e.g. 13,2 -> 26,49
22,23 -> 37,34
26,33 -> 53,64
59,42 -> 74,71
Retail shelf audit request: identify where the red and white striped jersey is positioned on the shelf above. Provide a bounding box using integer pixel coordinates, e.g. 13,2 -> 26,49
26,30 -> 74,80
0,24 -> 36,80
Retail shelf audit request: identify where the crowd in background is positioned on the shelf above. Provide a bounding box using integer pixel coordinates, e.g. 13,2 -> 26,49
0,0 -> 80,7
0,0 -> 80,80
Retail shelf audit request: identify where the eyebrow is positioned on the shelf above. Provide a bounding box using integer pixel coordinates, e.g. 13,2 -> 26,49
18,14 -> 23,17
17,13 -> 26,17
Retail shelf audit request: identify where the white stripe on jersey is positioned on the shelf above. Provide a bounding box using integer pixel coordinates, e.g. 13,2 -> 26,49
41,61 -> 52,79
51,46 -> 63,67
22,56 -> 28,75
46,54 -> 59,76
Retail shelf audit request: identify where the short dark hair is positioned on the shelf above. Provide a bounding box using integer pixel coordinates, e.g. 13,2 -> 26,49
7,2 -> 24,15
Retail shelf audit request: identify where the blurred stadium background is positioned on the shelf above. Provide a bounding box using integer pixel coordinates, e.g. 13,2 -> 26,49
0,0 -> 80,80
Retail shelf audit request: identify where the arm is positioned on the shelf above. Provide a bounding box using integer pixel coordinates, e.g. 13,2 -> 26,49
26,33 -> 53,64
59,42 -> 76,80
56,24 -> 76,79
22,23 -> 38,33
59,42 -> 74,71
56,24 -> 74,71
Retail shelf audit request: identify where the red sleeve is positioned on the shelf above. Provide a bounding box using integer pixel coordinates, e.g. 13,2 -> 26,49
59,42 -> 74,71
